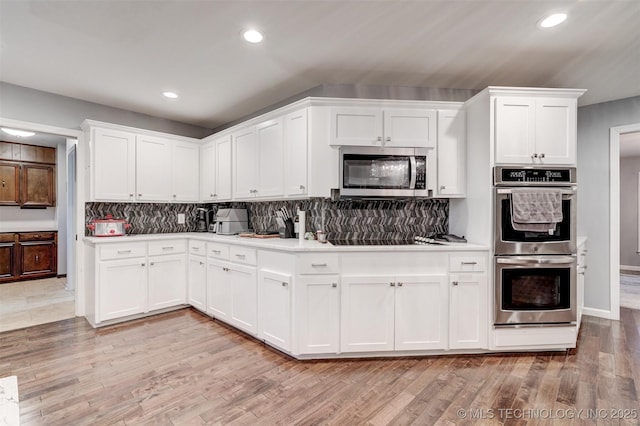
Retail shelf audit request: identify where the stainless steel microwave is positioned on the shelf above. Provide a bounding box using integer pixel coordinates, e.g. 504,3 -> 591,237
339,147 -> 429,197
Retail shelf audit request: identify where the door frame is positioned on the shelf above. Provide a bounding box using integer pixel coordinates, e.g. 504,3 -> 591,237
610,123 -> 640,320
0,117 -> 84,315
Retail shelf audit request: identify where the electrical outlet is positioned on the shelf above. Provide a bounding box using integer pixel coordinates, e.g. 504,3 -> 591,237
177,213 -> 185,224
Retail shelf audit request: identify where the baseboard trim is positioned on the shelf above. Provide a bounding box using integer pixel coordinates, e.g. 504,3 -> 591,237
620,265 -> 640,273
583,307 -> 613,320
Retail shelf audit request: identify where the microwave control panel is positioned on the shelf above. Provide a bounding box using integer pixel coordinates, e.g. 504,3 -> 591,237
415,156 -> 426,190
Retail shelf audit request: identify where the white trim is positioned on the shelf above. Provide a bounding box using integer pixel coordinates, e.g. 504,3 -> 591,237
621,265 -> 640,272
0,118 -> 82,138
582,307 -> 613,320
638,171 -> 640,254
610,123 -> 640,321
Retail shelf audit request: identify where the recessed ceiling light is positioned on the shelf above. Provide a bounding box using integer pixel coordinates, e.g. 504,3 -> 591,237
163,91 -> 179,99
243,29 -> 263,43
1,127 -> 35,137
539,13 -> 567,28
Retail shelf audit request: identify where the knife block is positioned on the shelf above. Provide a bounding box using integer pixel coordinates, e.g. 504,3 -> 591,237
278,218 -> 295,238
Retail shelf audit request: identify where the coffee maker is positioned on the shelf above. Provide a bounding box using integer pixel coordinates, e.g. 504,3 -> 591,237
196,208 -> 208,232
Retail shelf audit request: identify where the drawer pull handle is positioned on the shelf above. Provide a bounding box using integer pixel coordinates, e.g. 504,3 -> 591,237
332,283 -> 337,288
35,255 -> 39,262
390,282 -> 396,287
452,281 -> 459,286
397,282 -> 403,287
235,254 -> 246,259
299,185 -> 305,190
162,246 -> 174,250
117,250 -> 132,254
281,282 -> 287,287
192,247 -> 200,251
461,261 -> 478,265
212,250 -> 221,254
199,261 -> 204,266
311,263 -> 327,267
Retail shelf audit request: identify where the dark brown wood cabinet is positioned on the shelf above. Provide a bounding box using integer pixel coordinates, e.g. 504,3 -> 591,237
0,231 -> 57,283
0,141 -> 56,208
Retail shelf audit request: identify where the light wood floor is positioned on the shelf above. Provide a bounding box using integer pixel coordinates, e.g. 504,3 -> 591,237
1,309 -> 639,425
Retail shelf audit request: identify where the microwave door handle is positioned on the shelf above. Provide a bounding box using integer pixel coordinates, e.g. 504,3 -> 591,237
409,156 -> 417,189
497,256 -> 575,265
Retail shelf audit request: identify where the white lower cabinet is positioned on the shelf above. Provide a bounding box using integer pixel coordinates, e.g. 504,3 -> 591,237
341,274 -> 448,353
449,273 -> 488,349
297,275 -> 340,355
98,257 -> 147,322
207,255 -> 257,336
188,255 -> 207,312
258,270 -> 292,352
147,254 -> 187,311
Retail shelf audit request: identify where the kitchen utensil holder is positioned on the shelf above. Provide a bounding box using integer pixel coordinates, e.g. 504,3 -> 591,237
279,218 -> 295,238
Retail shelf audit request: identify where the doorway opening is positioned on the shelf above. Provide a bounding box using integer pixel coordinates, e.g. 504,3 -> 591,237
0,121 -> 80,332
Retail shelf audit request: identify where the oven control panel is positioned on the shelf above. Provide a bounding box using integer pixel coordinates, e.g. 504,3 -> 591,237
494,166 -> 576,186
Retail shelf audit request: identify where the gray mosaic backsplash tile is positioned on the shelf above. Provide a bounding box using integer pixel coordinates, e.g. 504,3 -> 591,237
86,198 -> 448,240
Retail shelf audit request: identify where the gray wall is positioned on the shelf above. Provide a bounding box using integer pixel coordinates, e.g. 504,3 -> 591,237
0,82 -> 212,138
577,96 -> 640,312
620,155 -> 640,268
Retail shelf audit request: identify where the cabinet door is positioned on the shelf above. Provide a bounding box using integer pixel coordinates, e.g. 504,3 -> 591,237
188,256 -> 207,312
148,254 -> 187,311
395,275 -> 448,351
449,273 -> 488,349
383,108 -> 437,148
207,260 -> 231,321
98,258 -> 147,322
297,275 -> 340,355
436,110 -> 466,197
0,162 -> 20,205
341,275 -> 395,352
21,164 -> 55,207
136,135 -> 171,201
330,107 -> 383,146
92,128 -> 136,201
256,118 -> 284,198
229,263 -> 258,335
171,141 -> 199,202
0,242 -> 17,280
215,135 -> 232,201
200,141 -> 216,202
19,241 -> 56,277
285,109 -> 308,196
258,270 -> 291,351
232,127 -> 257,199
535,98 -> 576,165
495,97 -> 536,164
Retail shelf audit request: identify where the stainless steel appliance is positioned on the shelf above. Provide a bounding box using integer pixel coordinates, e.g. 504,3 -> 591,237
214,208 -> 249,235
196,208 -> 208,232
493,166 -> 577,326
339,147 -> 429,197
494,166 -> 576,255
495,255 -> 576,325
86,215 -> 131,237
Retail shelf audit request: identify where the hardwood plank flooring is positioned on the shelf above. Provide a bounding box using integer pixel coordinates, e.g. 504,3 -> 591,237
1,308 -> 639,425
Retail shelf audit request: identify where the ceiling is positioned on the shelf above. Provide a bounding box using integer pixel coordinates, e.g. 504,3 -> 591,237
1,0 -> 639,129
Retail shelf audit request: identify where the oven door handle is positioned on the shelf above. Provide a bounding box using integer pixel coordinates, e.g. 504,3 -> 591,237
496,188 -> 575,195
497,256 -> 575,265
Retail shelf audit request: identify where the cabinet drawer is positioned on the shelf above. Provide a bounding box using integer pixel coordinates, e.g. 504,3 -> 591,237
19,232 -> 56,242
230,245 -> 257,266
298,254 -> 340,274
449,254 -> 486,272
148,239 -> 186,256
189,240 -> 206,256
0,233 -> 15,243
99,243 -> 147,260
207,242 -> 229,260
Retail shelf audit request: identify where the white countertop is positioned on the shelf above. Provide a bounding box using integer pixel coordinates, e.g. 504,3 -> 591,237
84,232 -> 490,252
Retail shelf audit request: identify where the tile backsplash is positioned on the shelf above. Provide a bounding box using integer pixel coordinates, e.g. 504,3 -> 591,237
85,198 -> 448,240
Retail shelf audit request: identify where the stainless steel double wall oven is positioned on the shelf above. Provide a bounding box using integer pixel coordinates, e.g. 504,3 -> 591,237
493,166 -> 577,326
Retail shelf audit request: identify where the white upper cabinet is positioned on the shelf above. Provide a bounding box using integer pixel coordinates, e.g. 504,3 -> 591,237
136,135 -> 172,202
233,118 -> 285,200
232,127 -> 258,199
284,109 -> 308,196
495,96 -> 577,165
330,106 -> 436,148
436,109 -> 466,197
200,141 -> 216,202
91,127 -> 136,201
171,141 -> 199,202
215,135 -> 232,201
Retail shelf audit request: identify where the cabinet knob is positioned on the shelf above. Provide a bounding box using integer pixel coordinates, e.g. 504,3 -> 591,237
397,282 -> 403,287
199,261 -> 204,266
452,281 -> 459,286
173,194 -> 177,198
150,262 -> 155,266
385,137 -> 391,142
439,185 -> 446,190
377,136 -> 383,142
539,153 -> 545,159
129,193 -> 134,197
299,185 -> 305,190
281,282 -> 287,287
390,282 -> 396,287
531,153 -> 538,159
35,255 -> 39,262
1,180 -> 5,187
331,283 -> 337,288
213,193 -> 217,197
138,193 -> 142,197
141,263 -> 146,267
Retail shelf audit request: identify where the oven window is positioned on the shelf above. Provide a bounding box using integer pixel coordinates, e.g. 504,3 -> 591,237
500,199 -> 571,242
502,268 -> 571,311
343,154 -> 410,189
